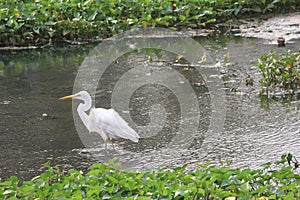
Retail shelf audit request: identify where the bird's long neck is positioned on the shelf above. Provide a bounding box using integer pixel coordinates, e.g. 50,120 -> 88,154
77,95 -> 92,129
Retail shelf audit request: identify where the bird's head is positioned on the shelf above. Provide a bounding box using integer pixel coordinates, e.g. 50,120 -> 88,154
59,91 -> 90,101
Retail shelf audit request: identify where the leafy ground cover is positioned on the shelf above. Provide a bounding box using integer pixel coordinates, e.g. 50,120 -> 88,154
256,50 -> 300,98
0,0 -> 299,46
0,154 -> 299,199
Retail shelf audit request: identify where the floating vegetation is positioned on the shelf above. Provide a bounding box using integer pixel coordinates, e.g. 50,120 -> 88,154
256,50 -> 300,98
0,154 -> 299,199
0,0 -> 299,46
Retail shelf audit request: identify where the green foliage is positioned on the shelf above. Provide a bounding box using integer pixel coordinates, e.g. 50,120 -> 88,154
256,50 -> 300,97
0,0 -> 299,46
1,154 -> 299,199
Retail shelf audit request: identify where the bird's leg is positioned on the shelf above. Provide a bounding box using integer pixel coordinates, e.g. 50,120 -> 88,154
109,137 -> 115,150
104,140 -> 108,151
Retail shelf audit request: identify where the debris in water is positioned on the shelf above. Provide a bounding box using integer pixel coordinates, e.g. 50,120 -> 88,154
277,37 -> 285,47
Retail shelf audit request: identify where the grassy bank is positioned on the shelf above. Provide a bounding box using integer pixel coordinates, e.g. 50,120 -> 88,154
1,154 -> 299,199
0,0 -> 299,47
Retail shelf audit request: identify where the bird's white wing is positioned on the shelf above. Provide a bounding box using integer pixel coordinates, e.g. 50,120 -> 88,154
95,108 -> 140,142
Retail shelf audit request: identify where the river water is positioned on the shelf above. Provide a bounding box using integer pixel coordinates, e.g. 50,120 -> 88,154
1,37 -> 300,181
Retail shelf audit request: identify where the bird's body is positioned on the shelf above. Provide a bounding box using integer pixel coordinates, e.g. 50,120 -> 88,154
59,91 -> 139,149
88,107 -> 139,142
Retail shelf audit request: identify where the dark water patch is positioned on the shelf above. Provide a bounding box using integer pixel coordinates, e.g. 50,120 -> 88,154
0,46 -> 95,181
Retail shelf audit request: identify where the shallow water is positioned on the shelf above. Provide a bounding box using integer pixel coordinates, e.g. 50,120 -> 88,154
1,37 -> 300,181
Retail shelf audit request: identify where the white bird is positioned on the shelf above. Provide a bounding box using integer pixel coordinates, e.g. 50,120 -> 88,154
59,91 -> 140,150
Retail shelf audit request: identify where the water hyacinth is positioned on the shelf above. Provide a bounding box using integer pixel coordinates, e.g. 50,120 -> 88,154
0,154 -> 299,199
0,0 -> 299,46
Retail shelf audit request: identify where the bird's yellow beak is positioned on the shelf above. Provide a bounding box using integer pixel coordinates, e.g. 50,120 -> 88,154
58,94 -> 76,100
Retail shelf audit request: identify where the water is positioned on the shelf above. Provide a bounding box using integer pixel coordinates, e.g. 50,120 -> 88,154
1,37 -> 300,181
0,45 -> 94,181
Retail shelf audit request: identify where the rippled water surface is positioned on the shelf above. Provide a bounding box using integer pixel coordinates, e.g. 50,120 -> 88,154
1,37 -> 300,181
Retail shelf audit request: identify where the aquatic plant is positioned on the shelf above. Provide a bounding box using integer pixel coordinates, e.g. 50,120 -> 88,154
256,50 -> 300,97
0,154 -> 299,199
0,0 -> 299,46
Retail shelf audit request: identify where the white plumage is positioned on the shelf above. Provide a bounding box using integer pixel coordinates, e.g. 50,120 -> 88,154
59,91 -> 140,149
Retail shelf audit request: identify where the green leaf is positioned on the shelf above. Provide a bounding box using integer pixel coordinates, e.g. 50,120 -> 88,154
88,11 -> 98,21
251,6 -> 262,12
3,190 -> 16,195
107,176 -> 118,184
221,180 -> 232,187
205,18 -> 216,24
179,15 -> 186,21
6,18 -> 14,27
198,188 -> 205,195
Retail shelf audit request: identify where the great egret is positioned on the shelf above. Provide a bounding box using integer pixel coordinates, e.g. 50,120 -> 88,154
59,91 -> 140,150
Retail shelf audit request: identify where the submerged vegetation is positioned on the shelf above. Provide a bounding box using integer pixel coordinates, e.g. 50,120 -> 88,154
0,0 -> 299,46
0,154 -> 299,199
256,50 -> 300,98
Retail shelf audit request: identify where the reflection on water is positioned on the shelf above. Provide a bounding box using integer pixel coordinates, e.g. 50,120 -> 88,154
0,45 -> 95,181
1,38 -> 300,181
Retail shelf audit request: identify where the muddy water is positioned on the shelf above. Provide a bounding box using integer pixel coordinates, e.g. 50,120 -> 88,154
0,46 -> 94,181
237,12 -> 300,42
1,37 -> 300,181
